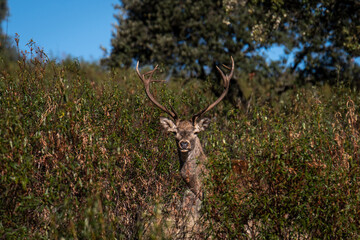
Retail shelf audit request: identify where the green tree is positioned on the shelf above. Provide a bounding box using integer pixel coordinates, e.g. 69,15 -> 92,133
0,0 -> 7,27
106,0 -> 282,107
107,0 -> 261,77
0,0 -> 17,62
247,0 -> 360,85
107,0 -> 360,104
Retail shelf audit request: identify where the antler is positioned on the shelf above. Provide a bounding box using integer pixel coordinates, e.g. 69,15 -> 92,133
136,61 -> 178,120
192,56 -> 234,123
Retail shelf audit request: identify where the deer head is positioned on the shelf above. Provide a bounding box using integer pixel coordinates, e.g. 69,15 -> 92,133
136,57 -> 234,154
137,57 -> 234,201
159,117 -> 211,153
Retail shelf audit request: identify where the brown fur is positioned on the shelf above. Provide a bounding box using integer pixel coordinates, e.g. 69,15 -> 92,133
160,118 -> 210,200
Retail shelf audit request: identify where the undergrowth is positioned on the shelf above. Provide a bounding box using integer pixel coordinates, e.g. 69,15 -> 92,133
0,45 -> 359,239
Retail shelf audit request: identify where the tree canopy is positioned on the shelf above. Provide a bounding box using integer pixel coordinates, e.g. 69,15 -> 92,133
0,0 -> 7,26
106,0 -> 360,103
247,0 -> 360,84
0,0 -> 17,62
106,0 -> 265,79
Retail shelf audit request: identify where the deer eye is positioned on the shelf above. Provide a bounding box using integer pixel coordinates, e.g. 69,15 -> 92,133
170,130 -> 178,136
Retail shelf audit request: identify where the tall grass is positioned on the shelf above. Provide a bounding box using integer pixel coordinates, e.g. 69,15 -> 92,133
1,44 -> 359,239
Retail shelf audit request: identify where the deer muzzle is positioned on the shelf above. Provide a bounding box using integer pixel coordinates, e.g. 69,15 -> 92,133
179,140 -> 191,152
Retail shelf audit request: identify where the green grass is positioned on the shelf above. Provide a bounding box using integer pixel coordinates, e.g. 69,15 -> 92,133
1,47 -> 359,239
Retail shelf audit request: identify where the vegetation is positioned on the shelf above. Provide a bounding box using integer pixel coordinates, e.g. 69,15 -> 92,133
0,0 -> 18,62
246,0 -> 360,85
1,0 -> 360,238
0,0 -> 7,26
1,41 -> 359,239
106,0 -> 360,109
107,0 -> 260,78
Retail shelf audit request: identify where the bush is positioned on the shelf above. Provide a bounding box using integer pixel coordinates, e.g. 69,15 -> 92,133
205,87 -> 360,239
1,45 -> 359,239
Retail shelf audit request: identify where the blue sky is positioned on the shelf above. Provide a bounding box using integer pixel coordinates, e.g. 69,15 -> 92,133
3,0 -> 119,62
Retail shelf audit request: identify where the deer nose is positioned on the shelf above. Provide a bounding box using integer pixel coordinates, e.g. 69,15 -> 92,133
179,140 -> 190,149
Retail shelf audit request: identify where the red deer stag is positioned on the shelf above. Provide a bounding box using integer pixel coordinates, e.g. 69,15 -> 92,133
136,57 -> 234,205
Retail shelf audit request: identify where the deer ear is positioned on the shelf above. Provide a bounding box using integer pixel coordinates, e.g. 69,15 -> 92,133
160,117 -> 177,132
195,118 -> 211,132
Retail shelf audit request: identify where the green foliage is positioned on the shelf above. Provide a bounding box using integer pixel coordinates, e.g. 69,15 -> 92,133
0,0 -> 7,24
0,45 -> 180,239
107,0 -> 360,97
247,0 -> 360,85
0,0 -> 18,63
107,0 -> 260,77
204,88 -> 360,238
1,43 -> 360,238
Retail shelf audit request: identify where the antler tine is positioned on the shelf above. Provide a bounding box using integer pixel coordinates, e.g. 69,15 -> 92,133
136,61 -> 178,120
192,56 -> 234,123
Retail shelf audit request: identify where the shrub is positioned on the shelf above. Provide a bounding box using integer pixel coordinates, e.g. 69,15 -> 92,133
1,45 -> 359,239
